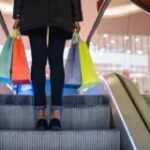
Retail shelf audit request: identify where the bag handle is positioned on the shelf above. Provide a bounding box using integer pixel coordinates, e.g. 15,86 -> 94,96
12,29 -> 20,39
72,31 -> 83,44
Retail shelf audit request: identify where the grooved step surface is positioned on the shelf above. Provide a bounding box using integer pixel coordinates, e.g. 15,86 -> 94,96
0,130 -> 120,150
0,95 -> 105,106
0,106 -> 110,130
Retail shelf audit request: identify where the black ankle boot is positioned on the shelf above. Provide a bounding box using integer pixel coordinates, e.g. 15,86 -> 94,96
49,118 -> 62,131
36,119 -> 48,130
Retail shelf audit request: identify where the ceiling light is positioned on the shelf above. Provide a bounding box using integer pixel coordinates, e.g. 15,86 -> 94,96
124,36 -> 129,40
126,50 -> 131,54
103,34 -> 108,38
101,48 -> 105,52
136,50 -> 143,55
135,38 -> 140,42
111,40 -> 115,44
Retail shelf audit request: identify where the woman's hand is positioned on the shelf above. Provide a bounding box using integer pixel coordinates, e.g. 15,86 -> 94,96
73,21 -> 81,33
13,19 -> 20,29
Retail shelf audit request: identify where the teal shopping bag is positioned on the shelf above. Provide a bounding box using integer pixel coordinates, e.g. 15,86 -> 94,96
0,36 -> 13,84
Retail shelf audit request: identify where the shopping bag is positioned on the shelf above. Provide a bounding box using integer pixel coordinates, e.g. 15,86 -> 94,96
0,36 -> 13,84
64,39 -> 81,88
11,31 -> 30,85
78,39 -> 100,92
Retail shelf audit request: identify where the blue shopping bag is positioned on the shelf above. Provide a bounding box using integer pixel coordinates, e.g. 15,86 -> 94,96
64,43 -> 81,88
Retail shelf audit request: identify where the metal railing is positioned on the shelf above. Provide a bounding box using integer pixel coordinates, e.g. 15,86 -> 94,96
86,0 -> 112,45
0,10 -> 10,37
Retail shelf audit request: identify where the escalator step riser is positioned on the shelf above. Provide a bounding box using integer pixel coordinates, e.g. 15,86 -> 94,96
0,95 -> 105,106
0,130 -> 120,150
0,106 -> 110,130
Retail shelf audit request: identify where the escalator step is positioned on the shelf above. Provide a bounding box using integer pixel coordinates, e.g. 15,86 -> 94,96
0,130 -> 120,150
0,95 -> 106,106
0,106 -> 110,130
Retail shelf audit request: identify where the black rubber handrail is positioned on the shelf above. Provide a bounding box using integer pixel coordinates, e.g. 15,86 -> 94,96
131,0 -> 150,13
86,0 -> 112,45
0,10 -> 10,37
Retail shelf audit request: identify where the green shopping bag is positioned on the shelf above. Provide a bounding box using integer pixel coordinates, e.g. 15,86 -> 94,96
77,35 -> 99,92
0,36 -> 13,84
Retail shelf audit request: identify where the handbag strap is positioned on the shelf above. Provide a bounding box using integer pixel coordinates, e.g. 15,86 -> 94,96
72,31 -> 83,44
12,29 -> 20,39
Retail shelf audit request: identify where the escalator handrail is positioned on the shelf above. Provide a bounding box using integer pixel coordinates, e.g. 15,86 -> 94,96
86,0 -> 112,45
103,73 -> 150,150
131,0 -> 150,14
116,73 -> 150,132
0,10 -> 10,37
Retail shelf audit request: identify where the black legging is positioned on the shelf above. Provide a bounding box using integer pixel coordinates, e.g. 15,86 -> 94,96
29,27 -> 67,110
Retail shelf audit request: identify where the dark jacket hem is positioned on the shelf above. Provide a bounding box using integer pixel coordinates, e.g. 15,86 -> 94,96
20,23 -> 73,40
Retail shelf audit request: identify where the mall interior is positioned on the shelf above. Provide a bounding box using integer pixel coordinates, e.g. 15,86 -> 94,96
0,0 -> 150,150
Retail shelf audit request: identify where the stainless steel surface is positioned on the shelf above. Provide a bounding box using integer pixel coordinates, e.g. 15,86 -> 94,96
101,73 -> 150,150
0,105 -> 110,130
143,95 -> 150,108
0,95 -> 120,150
86,0 -> 112,45
0,95 -> 104,106
0,130 -> 120,150
118,75 -> 150,131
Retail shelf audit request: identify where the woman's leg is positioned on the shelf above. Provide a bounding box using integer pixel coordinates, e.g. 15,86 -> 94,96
47,27 -> 67,119
28,27 -> 48,120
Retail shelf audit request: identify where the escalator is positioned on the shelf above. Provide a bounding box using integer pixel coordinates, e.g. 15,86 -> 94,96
0,1 -> 150,150
0,74 -> 150,150
0,95 -> 120,150
117,74 -> 150,132
103,74 -> 150,150
143,95 -> 150,108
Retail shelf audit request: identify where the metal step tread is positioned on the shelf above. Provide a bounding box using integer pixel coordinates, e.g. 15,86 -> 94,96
0,95 -> 107,106
0,130 -> 120,150
0,105 -> 110,130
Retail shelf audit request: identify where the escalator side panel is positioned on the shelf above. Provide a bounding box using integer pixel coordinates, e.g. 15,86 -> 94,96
118,74 -> 150,131
143,95 -> 150,108
102,74 -> 150,150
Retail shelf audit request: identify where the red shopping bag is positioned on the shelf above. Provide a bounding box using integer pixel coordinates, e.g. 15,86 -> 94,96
11,34 -> 30,84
